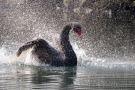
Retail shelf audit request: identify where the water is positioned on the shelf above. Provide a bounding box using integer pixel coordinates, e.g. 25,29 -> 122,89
0,61 -> 135,90
1,0 -> 135,90
1,46 -> 135,90
0,63 -> 135,90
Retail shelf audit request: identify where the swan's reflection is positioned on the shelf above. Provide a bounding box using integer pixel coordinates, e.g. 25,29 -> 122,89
32,66 -> 77,89
18,66 -> 77,89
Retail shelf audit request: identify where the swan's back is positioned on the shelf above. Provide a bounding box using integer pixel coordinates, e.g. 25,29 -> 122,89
13,38 -> 64,66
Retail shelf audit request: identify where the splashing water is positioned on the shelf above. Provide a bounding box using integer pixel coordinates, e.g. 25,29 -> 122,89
0,48 -> 9,63
72,43 -> 135,71
0,0 -> 135,72
0,40 -> 134,72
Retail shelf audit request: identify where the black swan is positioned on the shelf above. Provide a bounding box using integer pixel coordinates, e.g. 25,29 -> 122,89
13,23 -> 82,66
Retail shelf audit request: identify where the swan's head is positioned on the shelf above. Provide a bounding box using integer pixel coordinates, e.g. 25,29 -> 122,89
73,23 -> 82,38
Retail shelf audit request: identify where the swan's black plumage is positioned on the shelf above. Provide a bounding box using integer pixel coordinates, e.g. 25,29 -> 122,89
15,23 -> 82,66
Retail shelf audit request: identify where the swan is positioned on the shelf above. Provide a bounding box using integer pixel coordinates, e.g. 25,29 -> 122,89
13,23 -> 82,66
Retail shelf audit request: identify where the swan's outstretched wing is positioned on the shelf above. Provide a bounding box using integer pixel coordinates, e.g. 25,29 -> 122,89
16,40 -> 36,56
15,38 -> 54,64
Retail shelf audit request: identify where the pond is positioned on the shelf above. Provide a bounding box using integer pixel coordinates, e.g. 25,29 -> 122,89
0,60 -> 135,90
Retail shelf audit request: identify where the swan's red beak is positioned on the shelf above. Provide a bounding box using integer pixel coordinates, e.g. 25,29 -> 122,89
77,29 -> 82,38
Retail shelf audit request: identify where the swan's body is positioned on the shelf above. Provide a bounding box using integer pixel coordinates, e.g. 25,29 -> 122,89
13,23 -> 82,66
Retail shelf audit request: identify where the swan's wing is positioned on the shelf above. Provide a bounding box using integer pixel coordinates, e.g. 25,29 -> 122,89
12,38 -> 65,66
15,38 -> 59,64
16,40 -> 36,56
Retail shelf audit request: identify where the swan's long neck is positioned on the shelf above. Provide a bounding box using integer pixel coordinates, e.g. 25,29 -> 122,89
60,24 -> 77,66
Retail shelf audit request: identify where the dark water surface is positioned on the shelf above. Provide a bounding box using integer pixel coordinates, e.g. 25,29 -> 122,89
0,63 -> 135,90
